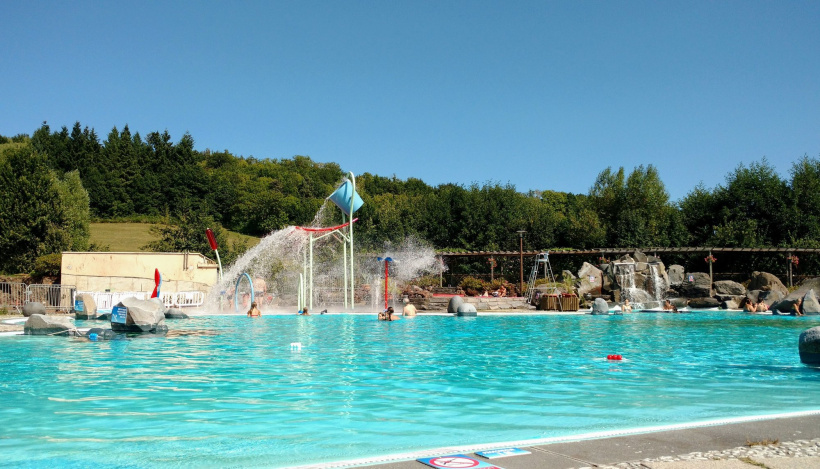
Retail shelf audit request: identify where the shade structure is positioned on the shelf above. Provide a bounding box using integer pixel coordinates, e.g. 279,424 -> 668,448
328,180 -> 363,216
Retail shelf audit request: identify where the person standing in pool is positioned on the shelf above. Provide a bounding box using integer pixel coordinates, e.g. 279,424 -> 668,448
756,297 -> 768,312
300,307 -> 310,316
743,298 -> 757,313
663,299 -> 674,311
247,302 -> 261,317
403,298 -> 417,317
622,299 -> 632,313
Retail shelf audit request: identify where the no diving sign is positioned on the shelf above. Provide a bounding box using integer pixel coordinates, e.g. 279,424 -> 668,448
417,454 -> 504,469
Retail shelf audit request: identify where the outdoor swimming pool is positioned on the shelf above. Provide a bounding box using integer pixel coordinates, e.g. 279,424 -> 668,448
1,312 -> 818,468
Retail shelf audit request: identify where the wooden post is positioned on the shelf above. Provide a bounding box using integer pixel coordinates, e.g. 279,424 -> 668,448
788,252 -> 793,288
708,250 -> 714,296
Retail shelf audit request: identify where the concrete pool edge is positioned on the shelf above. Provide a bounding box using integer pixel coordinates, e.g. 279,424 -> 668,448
296,410 -> 820,469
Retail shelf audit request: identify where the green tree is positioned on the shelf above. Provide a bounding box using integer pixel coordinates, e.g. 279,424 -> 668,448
0,147 -> 71,273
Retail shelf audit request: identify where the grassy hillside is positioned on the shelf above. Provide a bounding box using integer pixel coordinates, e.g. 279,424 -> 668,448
90,223 -> 260,252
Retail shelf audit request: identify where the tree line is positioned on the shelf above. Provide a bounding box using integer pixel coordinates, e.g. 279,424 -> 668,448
2,121 -> 819,280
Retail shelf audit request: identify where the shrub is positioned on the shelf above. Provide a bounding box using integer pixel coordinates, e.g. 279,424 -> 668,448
31,253 -> 62,278
459,276 -> 485,296
408,275 -> 440,289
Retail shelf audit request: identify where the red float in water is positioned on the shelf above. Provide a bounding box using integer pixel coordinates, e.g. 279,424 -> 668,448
607,354 -> 623,360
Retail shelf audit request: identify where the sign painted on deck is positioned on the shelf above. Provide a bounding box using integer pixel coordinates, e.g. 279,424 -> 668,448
418,454 -> 504,469
475,448 -> 531,459
74,299 -> 84,312
111,305 -> 128,324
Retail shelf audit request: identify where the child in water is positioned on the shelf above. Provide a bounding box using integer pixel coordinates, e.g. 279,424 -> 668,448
247,302 -> 261,317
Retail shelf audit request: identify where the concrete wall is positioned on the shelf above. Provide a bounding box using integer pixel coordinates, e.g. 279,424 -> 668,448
61,252 -> 219,294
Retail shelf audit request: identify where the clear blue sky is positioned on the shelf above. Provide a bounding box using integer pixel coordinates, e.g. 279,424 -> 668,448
2,0 -> 819,201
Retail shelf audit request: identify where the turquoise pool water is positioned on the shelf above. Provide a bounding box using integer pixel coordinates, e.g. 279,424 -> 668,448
1,312 -> 818,468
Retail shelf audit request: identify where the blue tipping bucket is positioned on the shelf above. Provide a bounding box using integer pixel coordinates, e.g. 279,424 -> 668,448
328,180 -> 364,216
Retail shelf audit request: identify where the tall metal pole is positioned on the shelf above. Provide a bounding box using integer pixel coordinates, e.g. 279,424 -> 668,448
789,251 -> 793,288
349,172 -> 356,310
309,233 -> 314,310
708,249 -> 714,296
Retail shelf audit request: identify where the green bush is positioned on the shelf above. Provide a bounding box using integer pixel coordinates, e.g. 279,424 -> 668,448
31,253 -> 62,277
408,275 -> 440,289
459,276 -> 485,296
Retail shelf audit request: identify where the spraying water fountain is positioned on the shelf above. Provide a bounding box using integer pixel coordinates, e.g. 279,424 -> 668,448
203,175 -> 440,314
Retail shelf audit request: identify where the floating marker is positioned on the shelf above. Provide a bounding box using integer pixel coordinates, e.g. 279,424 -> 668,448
607,354 -> 623,360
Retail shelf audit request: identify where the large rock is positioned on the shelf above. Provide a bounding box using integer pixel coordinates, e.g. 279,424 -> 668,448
73,293 -> 98,320
24,314 -> 75,336
456,303 -> 477,317
802,289 -> 820,315
713,280 -> 746,296
688,297 -> 720,309
110,297 -> 167,334
748,271 -> 789,297
164,308 -> 189,319
632,250 -> 648,263
591,298 -> 609,315
721,298 -> 740,310
668,265 -> 685,286
22,302 -> 46,318
576,262 -> 603,297
447,296 -> 464,315
770,277 -> 820,312
678,272 -> 712,298
799,326 -> 820,365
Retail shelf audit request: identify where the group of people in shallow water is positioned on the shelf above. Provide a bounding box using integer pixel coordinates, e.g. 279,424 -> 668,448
246,298 -> 418,319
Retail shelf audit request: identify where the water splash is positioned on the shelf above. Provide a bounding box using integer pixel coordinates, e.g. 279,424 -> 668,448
204,201 -> 441,313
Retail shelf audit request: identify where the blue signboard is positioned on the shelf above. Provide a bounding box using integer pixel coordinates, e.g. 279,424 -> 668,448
111,305 -> 128,324
74,299 -> 84,312
475,448 -> 531,459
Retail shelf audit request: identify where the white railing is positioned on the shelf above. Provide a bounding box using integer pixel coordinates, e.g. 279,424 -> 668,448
74,291 -> 147,311
160,291 -> 206,308
74,290 -> 205,310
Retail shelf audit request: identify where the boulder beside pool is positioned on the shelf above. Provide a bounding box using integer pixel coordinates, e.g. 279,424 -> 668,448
799,326 -> 820,365
22,302 -> 46,318
164,308 -> 189,319
110,297 -> 168,334
448,296 -> 464,314
24,314 -> 76,336
456,303 -> 477,317
590,298 -> 610,315
73,293 -> 98,320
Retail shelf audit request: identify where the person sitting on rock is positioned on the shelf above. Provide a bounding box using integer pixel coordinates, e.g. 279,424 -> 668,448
247,302 -> 261,317
743,298 -> 757,313
663,299 -> 674,311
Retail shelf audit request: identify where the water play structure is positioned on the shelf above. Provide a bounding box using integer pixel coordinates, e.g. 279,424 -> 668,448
206,173 -> 440,313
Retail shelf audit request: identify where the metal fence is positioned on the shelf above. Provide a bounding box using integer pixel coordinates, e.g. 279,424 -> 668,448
27,284 -> 76,313
6,284 -> 77,313
0,282 -> 27,313
0,283 -> 206,313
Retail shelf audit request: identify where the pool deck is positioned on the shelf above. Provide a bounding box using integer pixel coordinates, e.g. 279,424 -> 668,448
350,413 -> 820,469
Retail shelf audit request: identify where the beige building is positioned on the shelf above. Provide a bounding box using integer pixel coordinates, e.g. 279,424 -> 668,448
61,252 -> 219,294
